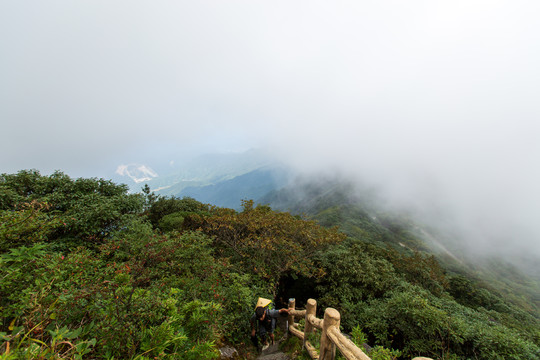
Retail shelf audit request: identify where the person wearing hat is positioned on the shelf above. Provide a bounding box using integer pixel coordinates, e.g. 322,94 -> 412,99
250,298 -> 289,351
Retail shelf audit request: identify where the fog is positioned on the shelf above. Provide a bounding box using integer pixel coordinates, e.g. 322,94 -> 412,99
1,1 -> 540,261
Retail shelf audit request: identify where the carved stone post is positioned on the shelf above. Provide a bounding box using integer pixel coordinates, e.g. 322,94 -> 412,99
319,308 -> 340,360
287,298 -> 295,335
303,298 -> 316,349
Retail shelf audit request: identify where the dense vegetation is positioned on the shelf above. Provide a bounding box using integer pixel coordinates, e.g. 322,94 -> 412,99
1,171 -> 539,359
269,181 -> 540,359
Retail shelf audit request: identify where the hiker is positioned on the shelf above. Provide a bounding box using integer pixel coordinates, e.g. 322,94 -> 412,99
250,298 -> 289,351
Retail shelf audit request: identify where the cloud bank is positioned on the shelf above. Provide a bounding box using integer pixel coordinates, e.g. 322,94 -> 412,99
1,1 -> 539,259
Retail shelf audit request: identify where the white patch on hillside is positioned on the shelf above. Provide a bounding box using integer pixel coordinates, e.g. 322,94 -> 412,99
116,164 -> 158,183
418,228 -> 463,264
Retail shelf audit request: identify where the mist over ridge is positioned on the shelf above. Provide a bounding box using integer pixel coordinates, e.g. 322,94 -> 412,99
114,144 -> 540,280
1,2 -> 539,269
269,146 -> 540,266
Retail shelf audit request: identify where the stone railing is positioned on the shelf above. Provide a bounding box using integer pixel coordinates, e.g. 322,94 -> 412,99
287,298 -> 433,360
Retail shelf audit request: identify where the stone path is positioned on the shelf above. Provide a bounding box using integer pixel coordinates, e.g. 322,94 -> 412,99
256,316 -> 290,360
256,342 -> 289,360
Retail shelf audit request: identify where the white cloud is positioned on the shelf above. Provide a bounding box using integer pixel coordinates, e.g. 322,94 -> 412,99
1,1 -> 539,259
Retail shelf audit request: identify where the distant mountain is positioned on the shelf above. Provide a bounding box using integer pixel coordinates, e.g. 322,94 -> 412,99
177,167 -> 291,209
113,149 -> 276,194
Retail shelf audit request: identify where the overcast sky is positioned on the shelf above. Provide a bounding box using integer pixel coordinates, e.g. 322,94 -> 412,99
1,1 -> 540,259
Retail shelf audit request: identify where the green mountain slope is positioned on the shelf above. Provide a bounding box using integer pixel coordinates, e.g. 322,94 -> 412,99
263,178 -> 540,316
177,167 -> 290,210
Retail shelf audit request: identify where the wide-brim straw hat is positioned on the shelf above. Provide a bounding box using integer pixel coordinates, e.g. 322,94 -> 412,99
255,297 -> 272,310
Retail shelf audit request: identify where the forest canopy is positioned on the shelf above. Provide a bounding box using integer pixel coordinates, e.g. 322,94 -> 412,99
0,171 -> 538,359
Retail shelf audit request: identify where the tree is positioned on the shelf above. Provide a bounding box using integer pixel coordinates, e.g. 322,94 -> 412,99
146,196 -> 209,229
195,200 -> 345,289
0,170 -> 144,247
